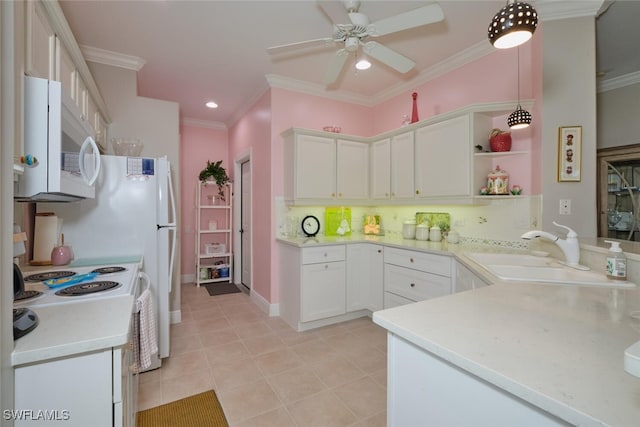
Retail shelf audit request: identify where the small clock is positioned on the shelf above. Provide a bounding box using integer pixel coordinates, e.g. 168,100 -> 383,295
301,215 -> 320,237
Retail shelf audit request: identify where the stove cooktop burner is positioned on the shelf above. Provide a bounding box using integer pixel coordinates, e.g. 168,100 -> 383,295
14,290 -> 43,301
55,281 -> 122,297
24,271 -> 76,282
91,266 -> 126,275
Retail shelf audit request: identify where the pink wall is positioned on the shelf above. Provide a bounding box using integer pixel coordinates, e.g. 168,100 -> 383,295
180,125 -> 229,276
227,91 -> 273,300
181,43 -> 542,306
372,44 -> 534,134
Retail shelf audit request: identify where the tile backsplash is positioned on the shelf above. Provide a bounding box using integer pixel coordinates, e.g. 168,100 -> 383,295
276,195 -> 542,244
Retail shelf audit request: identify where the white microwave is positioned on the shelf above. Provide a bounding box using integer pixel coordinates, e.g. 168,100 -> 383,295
15,75 -> 101,202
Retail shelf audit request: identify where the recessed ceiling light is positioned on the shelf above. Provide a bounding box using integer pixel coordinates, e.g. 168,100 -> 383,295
205,101 -> 218,109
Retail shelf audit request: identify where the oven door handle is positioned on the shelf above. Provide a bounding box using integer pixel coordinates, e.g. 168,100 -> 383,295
138,271 -> 151,296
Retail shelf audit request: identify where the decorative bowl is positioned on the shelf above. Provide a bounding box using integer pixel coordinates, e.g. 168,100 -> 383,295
323,126 -> 341,133
111,138 -> 143,156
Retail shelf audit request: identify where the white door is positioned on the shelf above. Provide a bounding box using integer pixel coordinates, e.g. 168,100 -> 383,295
241,160 -> 251,290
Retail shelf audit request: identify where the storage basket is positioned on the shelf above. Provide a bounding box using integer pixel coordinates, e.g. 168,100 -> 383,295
204,243 -> 226,255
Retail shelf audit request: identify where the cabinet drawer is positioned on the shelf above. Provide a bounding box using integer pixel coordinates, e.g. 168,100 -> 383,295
384,264 -> 451,302
384,247 -> 451,276
302,245 -> 346,264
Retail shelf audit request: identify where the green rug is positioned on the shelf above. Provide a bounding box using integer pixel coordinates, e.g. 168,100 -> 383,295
137,390 -> 229,427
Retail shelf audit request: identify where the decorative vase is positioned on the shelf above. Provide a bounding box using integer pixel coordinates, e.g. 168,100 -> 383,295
411,92 -> 419,123
489,128 -> 512,152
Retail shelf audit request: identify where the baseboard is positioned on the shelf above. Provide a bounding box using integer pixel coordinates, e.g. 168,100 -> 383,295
170,310 -> 181,324
181,273 -> 196,284
248,287 -> 280,317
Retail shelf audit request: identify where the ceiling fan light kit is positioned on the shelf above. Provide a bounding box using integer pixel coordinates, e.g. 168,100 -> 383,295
268,0 -> 444,86
488,1 -> 538,49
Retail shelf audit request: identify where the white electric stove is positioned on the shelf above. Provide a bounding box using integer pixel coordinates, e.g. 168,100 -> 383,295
14,262 -> 140,308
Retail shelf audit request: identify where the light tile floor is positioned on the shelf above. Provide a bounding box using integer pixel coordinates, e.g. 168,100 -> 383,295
137,283 -> 388,426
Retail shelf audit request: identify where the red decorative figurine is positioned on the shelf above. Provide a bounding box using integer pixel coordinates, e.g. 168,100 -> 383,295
411,92 -> 419,123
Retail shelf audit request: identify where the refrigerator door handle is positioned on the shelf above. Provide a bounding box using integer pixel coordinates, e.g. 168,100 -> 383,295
168,226 -> 176,293
166,162 -> 177,293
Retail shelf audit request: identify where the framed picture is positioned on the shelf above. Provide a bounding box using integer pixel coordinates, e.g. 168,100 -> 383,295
557,126 -> 582,182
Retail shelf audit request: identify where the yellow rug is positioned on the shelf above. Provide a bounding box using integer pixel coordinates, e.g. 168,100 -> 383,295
137,390 -> 229,427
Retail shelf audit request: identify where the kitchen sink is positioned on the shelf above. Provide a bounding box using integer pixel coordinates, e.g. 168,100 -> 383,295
464,252 -> 637,289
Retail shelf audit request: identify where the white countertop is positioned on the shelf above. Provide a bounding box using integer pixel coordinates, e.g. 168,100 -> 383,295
12,295 -> 135,366
373,258 -> 640,426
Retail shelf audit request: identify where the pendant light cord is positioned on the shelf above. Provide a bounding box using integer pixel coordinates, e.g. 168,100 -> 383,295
517,46 -> 521,107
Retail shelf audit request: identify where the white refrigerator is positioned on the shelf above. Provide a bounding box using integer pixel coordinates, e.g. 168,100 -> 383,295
40,155 -> 177,371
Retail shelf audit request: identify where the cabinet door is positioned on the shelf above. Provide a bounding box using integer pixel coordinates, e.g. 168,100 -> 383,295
346,244 -> 383,312
370,138 -> 391,199
301,261 -> 346,322
454,261 -> 490,293
415,115 -> 471,198
25,1 -> 55,79
337,139 -> 369,199
391,131 -> 415,199
55,37 -> 75,101
295,134 -> 336,199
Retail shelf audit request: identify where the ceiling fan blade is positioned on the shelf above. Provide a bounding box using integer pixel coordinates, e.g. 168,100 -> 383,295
267,37 -> 335,55
323,49 -> 350,85
368,3 -> 444,36
363,41 -> 415,73
317,0 -> 352,25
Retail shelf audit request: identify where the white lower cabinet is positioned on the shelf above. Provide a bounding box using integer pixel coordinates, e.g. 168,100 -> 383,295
387,335 -> 566,426
301,260 -> 346,322
454,260 -> 490,293
383,247 -> 453,308
14,345 -> 134,427
346,244 -> 384,312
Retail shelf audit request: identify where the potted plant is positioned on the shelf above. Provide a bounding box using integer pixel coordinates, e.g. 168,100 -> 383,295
199,160 -> 230,201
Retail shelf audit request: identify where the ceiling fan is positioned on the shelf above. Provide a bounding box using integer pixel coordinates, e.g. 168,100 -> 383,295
267,0 -> 445,85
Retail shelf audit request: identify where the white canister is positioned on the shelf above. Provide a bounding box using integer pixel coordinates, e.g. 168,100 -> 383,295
447,230 -> 460,244
402,220 -> 416,239
429,226 -> 442,242
415,224 -> 429,241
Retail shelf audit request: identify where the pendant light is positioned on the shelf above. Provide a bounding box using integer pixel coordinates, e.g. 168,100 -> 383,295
488,1 -> 538,49
508,47 -> 531,129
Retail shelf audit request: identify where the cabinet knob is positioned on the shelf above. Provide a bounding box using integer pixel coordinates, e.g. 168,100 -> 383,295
410,257 -> 414,263
325,264 -> 329,269
331,192 -> 335,197
385,193 -> 389,197
410,283 -> 415,287
324,252 -> 328,257
377,249 -> 382,253
415,190 -> 420,195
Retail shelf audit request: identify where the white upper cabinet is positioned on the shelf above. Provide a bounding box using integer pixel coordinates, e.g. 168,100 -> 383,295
55,37 -> 75,100
370,138 -> 391,199
336,139 -> 369,200
391,131 -> 415,200
283,130 -> 369,202
26,1 -> 55,80
282,101 -> 532,205
415,114 -> 471,198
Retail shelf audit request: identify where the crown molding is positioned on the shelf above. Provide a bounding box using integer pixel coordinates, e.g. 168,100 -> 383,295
373,40 -> 495,104
80,45 -> 146,71
266,39 -> 495,108
598,71 -> 640,93
535,0 -> 606,21
226,79 -> 272,127
181,118 -> 227,130
266,74 -> 373,106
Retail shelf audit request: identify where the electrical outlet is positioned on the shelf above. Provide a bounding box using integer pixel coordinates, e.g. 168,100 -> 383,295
559,199 -> 571,215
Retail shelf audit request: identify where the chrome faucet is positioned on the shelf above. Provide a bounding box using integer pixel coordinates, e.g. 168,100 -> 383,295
521,221 -> 582,268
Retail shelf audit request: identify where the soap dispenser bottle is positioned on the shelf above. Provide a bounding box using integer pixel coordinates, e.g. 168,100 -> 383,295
605,240 -> 627,281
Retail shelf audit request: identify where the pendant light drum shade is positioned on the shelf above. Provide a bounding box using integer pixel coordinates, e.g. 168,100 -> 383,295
488,2 -> 538,49
508,106 -> 532,129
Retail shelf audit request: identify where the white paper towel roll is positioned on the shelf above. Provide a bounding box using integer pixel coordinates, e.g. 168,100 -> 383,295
33,214 -> 59,263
